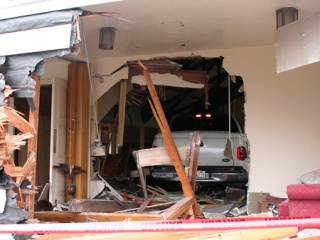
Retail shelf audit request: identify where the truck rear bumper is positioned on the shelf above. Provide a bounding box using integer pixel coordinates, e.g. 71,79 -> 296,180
151,166 -> 248,183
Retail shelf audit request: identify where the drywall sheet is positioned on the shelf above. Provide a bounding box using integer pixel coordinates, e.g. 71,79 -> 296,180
275,12 -> 320,73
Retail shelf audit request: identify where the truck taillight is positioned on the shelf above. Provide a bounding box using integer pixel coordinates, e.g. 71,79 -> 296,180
237,146 -> 247,160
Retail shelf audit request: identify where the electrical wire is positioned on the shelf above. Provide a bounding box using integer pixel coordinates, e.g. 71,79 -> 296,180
228,74 -> 235,169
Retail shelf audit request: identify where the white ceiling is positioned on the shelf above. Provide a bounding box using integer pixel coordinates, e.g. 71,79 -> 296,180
1,0 -> 319,62
68,0 -> 320,62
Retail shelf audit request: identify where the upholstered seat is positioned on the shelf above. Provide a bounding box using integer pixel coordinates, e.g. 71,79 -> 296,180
278,184 -> 320,217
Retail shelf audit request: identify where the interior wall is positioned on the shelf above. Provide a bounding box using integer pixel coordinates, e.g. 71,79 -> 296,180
44,45 -> 320,198
220,46 -> 320,198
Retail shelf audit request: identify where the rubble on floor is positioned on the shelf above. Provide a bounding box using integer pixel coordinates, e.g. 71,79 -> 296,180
1,65 -> 320,239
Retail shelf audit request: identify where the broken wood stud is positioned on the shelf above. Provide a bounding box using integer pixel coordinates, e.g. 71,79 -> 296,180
161,197 -> 196,220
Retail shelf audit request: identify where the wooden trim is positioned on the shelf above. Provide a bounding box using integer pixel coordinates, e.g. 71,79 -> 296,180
34,211 -> 163,223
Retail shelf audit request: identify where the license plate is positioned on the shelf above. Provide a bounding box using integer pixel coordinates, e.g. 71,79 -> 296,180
153,173 -> 173,178
197,170 -> 206,179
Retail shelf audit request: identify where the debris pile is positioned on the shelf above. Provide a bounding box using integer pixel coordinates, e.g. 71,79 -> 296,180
0,106 -> 36,224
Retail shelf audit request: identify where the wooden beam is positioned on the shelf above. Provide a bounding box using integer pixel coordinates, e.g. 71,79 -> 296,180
138,60 -> 203,218
34,211 -> 163,223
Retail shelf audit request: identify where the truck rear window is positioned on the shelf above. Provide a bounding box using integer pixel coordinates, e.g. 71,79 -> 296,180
169,113 -> 240,132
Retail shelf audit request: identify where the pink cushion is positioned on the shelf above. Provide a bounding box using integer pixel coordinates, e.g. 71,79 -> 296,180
287,184 -> 320,200
289,199 -> 320,217
278,199 -> 289,216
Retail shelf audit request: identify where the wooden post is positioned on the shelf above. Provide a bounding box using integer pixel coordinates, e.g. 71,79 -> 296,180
188,132 -> 201,192
66,63 -> 90,199
138,60 -> 203,218
116,79 -> 128,147
26,73 -> 41,218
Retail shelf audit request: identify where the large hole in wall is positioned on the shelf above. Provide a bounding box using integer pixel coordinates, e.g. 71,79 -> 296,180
97,56 -> 249,198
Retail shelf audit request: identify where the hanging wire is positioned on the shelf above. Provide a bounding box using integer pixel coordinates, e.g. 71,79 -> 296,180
228,74 -> 235,169
80,18 -> 101,144
228,74 -> 231,141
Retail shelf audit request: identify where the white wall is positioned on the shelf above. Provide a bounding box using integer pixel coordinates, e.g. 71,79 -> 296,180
44,45 -> 320,198
220,46 -> 320,197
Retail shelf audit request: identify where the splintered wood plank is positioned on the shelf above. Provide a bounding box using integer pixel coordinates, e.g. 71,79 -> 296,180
34,211 -> 163,223
1,107 -> 36,134
161,197 -> 196,220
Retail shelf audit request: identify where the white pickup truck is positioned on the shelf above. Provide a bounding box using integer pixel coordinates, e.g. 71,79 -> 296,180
151,112 -> 249,185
